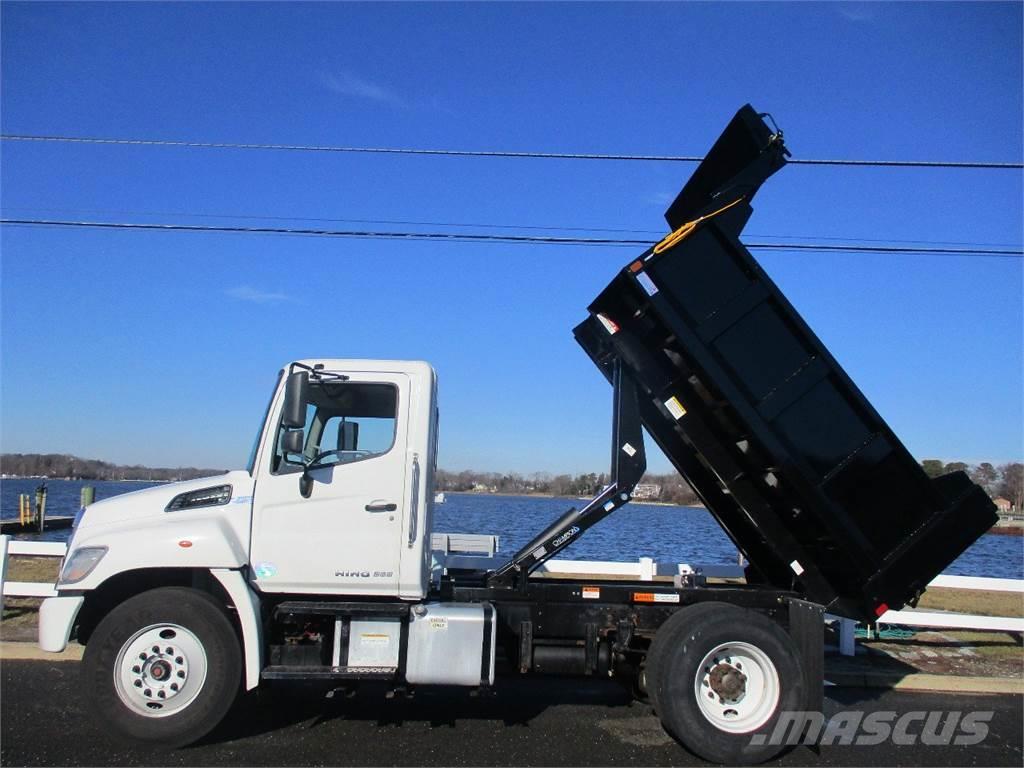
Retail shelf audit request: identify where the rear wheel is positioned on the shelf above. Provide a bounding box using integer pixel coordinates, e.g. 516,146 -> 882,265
82,587 -> 242,747
649,602 -> 806,765
644,601 -> 721,713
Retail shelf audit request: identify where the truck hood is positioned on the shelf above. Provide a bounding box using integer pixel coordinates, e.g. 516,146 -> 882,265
76,471 -> 254,529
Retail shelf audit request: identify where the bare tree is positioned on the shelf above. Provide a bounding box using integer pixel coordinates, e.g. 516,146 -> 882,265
996,463 -> 1023,512
969,462 -> 999,494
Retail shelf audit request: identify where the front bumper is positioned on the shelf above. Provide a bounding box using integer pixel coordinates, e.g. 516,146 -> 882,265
38,596 -> 84,652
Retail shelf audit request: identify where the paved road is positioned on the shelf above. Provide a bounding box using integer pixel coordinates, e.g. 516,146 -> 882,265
2,660 -> 1021,766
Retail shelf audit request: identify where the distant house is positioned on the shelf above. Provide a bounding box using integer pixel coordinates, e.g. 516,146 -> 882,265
633,483 -> 662,500
993,497 -> 1012,514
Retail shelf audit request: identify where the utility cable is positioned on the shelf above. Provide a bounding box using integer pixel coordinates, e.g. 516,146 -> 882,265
2,205 -> 1019,249
2,218 -> 1021,257
0,205 -> 665,235
2,134 -> 1021,169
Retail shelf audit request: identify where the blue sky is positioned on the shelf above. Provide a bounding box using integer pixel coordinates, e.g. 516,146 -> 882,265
1,1 -> 1021,474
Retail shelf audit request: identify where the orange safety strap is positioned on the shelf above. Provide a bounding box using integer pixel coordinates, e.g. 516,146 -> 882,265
652,196 -> 746,255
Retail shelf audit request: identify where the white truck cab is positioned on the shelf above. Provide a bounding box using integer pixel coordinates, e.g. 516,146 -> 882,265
40,360 -> 450,745
44,358 -> 440,634
247,359 -> 438,598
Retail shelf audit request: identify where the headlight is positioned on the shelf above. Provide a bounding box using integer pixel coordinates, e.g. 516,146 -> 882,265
59,546 -> 108,584
165,484 -> 232,512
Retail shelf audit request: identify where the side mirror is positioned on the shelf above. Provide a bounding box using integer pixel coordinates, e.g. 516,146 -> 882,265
298,449 -> 335,499
299,451 -> 324,499
281,429 -> 304,456
282,371 -> 308,428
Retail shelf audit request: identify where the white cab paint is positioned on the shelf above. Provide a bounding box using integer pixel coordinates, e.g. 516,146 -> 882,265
248,360 -> 437,599
211,568 -> 263,690
56,470 -> 255,592
39,595 -> 84,652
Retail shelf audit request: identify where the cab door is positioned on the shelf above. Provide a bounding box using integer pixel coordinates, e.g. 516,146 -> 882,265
249,371 -> 410,595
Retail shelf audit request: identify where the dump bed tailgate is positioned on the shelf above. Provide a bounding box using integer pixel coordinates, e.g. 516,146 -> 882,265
574,106 -> 996,622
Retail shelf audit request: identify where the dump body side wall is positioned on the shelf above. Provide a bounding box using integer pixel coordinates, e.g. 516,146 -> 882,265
577,206 -> 996,622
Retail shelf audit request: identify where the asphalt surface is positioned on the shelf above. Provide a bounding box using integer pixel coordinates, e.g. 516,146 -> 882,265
1,660 -> 1021,766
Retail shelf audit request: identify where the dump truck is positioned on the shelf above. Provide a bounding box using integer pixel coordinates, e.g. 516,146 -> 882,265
37,106 -> 996,765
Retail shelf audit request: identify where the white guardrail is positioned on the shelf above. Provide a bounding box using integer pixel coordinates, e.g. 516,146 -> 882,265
0,536 -> 68,614
3,533 -> 1022,658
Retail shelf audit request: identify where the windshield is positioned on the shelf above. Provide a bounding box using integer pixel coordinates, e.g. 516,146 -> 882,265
246,370 -> 283,475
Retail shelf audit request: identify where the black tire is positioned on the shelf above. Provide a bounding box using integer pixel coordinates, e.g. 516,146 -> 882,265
644,601 -> 723,714
82,586 -> 242,747
651,602 -> 806,765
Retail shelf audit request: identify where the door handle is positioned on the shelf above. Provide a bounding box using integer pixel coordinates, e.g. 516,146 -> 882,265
365,502 -> 397,512
408,453 -> 420,547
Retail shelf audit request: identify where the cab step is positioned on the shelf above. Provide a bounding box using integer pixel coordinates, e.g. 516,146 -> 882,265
261,665 -> 398,680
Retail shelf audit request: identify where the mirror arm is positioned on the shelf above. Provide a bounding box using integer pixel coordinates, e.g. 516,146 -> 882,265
297,451 -> 330,498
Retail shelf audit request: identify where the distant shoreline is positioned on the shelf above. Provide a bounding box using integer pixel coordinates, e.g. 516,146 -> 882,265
444,490 -> 706,508
1,476 -> 168,482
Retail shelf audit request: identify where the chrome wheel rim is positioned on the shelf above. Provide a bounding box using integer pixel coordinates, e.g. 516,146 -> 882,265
113,623 -> 208,717
693,640 -> 780,733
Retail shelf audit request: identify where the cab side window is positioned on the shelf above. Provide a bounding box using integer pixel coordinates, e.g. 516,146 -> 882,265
273,381 -> 397,474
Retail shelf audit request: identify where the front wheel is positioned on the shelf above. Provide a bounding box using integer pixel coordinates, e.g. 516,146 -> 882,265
82,587 -> 242,747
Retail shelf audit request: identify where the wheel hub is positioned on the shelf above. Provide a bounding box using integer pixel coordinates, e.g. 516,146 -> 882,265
148,659 -> 170,680
132,643 -> 189,700
693,641 -> 780,734
115,623 -> 208,717
707,661 -> 747,702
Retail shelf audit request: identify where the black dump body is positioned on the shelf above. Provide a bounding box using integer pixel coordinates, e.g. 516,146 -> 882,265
574,106 -> 997,622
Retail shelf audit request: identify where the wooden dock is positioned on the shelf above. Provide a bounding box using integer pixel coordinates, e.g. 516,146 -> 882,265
0,516 -> 74,535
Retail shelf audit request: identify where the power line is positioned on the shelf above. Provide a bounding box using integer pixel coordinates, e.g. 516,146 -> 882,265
1,218 -> 643,247
0,205 -> 664,236
2,134 -> 1021,169
3,205 -> 1020,249
3,218 -> 1021,257
747,242 -> 1021,257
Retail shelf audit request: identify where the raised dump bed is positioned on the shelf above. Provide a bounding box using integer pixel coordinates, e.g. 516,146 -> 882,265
574,106 -> 997,622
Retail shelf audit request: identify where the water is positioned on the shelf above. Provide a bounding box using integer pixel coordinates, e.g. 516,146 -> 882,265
1,478 -> 162,541
434,493 -> 741,565
433,493 -> 1024,580
3,479 -> 1020,579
